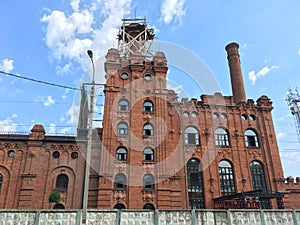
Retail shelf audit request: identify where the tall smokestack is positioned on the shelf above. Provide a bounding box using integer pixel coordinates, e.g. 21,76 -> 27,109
225,42 -> 246,104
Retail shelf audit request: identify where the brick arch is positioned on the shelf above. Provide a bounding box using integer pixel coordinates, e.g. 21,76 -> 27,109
0,165 -> 11,208
49,166 -> 76,209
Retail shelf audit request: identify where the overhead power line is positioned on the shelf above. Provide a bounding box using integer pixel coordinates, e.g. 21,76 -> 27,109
0,70 -> 81,91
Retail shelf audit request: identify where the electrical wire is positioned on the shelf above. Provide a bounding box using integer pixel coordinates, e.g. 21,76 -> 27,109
0,70 -> 81,91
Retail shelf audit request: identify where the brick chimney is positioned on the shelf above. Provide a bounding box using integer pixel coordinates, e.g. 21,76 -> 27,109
225,42 -> 246,104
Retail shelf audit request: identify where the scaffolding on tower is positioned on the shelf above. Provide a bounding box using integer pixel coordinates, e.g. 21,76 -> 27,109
286,88 -> 300,144
117,17 -> 155,60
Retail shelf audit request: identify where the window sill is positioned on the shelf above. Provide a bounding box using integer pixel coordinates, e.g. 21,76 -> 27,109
143,160 -> 154,163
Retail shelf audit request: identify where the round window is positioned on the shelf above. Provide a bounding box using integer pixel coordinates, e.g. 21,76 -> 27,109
8,150 -> 15,158
144,74 -> 152,81
242,114 -> 248,120
121,72 -> 129,79
53,151 -> 60,158
212,112 -> 219,119
221,113 -> 227,119
71,152 -> 78,159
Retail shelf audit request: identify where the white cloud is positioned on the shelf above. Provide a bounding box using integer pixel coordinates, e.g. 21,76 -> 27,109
71,0 -> 80,12
56,63 -> 72,75
248,65 -> 279,84
41,0 -> 132,71
0,115 -> 18,132
0,58 -> 14,73
41,10 -> 93,61
44,96 -> 55,106
49,123 -> 56,133
66,104 -> 80,125
161,0 -> 186,25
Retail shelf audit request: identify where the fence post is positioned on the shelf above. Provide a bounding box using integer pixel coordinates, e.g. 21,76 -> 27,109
226,209 -> 232,225
293,210 -> 299,225
260,210 -> 266,225
116,210 -> 121,225
155,210 -> 159,225
191,209 -> 196,225
34,210 -> 40,225
76,210 -> 82,225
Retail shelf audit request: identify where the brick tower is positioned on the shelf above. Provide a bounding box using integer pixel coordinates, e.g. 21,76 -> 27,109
93,18 -> 289,210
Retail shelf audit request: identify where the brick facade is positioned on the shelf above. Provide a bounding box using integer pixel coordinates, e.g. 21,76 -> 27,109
0,21 -> 299,209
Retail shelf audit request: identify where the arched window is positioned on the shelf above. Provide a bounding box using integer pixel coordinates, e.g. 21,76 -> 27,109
218,160 -> 235,196
56,174 -> 69,191
143,123 -> 154,136
184,127 -> 199,145
0,174 -> 2,190
143,101 -> 153,112
143,203 -> 155,210
117,122 -> 128,135
215,128 -> 230,146
114,173 -> 126,190
53,204 -> 65,209
245,129 -> 259,147
143,174 -> 155,190
187,159 -> 205,209
143,148 -> 154,161
114,203 -> 126,209
250,161 -> 267,191
119,99 -> 129,111
116,147 -> 127,161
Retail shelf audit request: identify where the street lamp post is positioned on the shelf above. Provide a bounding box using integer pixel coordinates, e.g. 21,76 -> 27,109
82,49 -> 95,224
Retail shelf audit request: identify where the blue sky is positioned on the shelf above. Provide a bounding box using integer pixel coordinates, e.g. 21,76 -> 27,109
0,0 -> 299,177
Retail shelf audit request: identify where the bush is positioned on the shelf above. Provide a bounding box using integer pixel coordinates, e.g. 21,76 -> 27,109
48,191 -> 61,203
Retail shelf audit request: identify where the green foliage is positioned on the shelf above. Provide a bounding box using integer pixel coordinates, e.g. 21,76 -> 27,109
48,191 -> 61,203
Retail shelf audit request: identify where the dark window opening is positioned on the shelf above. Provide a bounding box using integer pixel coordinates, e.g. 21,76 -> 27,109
56,174 -> 69,191
116,148 -> 127,161
114,203 -> 126,209
218,160 -> 235,196
114,174 -> 126,190
143,101 -> 153,112
187,159 -> 205,209
250,161 -> 267,191
53,151 -> 60,158
245,130 -> 259,147
0,174 -> 2,190
144,148 -> 154,161
143,124 -> 154,136
71,152 -> 78,159
143,174 -> 155,190
53,204 -> 65,209
143,203 -> 155,210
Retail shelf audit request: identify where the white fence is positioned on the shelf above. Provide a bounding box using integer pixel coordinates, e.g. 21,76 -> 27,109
0,209 -> 299,225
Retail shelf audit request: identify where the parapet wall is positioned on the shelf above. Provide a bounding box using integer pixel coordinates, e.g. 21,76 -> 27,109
0,209 -> 299,225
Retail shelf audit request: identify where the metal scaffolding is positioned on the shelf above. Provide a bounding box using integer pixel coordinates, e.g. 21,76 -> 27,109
117,17 -> 155,59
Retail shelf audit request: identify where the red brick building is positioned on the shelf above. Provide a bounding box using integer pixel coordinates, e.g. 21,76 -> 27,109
0,18 -> 299,210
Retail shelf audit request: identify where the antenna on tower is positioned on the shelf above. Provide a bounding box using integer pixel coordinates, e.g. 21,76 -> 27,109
286,87 -> 300,144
